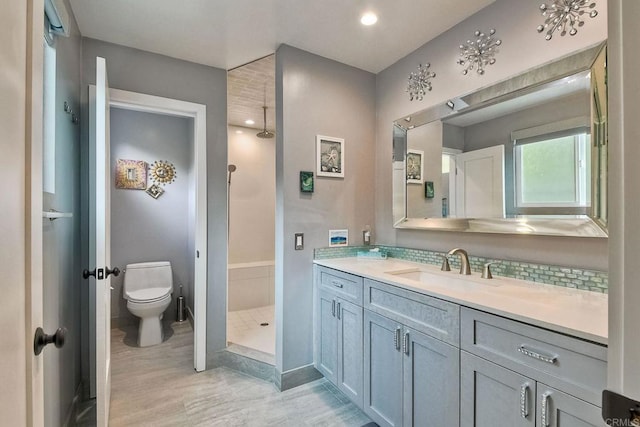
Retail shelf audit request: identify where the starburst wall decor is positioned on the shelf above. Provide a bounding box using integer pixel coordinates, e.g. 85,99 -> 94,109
536,0 -> 598,41
406,63 -> 436,101
457,29 -> 502,76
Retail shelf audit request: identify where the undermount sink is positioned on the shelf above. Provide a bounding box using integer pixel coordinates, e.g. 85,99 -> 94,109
385,268 -> 496,290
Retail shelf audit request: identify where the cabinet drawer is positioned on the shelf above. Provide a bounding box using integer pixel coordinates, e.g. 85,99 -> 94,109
461,307 -> 606,406
364,279 -> 459,346
317,266 -> 363,305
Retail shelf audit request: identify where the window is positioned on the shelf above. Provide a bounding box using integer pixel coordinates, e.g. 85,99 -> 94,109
515,132 -> 591,210
43,37 -> 56,194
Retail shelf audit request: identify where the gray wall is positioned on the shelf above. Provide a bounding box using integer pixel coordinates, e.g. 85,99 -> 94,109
109,108 -> 192,325
228,125 -> 276,264
80,38 -> 228,380
375,0 -> 608,270
275,45 -> 376,373
42,1 -> 84,424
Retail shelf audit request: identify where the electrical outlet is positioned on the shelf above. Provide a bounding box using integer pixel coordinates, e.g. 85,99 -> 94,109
295,233 -> 304,250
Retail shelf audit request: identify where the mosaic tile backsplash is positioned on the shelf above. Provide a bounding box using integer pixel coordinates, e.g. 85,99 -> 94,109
314,245 -> 608,293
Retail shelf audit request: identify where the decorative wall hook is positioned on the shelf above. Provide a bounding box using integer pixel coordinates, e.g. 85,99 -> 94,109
406,63 -> 436,101
457,29 -> 502,76
537,0 -> 598,40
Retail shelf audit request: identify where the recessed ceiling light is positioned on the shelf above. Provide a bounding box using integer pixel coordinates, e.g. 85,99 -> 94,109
235,130 -> 243,134
360,12 -> 378,26
245,119 -> 255,125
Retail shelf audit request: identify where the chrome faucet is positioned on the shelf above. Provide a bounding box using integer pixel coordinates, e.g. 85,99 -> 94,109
447,248 -> 471,275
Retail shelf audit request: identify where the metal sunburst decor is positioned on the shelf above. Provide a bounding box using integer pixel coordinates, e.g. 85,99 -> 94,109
149,160 -> 177,186
537,0 -> 598,41
406,63 -> 436,101
457,29 -> 502,76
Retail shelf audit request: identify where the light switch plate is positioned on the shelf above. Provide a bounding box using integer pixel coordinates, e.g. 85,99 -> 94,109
295,233 -> 304,250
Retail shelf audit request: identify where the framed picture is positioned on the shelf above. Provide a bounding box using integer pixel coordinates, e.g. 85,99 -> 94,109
300,171 -> 314,193
425,181 -> 435,198
406,149 -> 423,184
145,183 -> 164,199
317,135 -> 345,178
115,159 -> 147,189
328,229 -> 349,247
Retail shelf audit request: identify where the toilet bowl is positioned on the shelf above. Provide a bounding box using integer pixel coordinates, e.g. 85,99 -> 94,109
123,261 -> 173,347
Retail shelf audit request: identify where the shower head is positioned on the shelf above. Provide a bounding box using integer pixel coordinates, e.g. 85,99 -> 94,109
256,105 -> 275,139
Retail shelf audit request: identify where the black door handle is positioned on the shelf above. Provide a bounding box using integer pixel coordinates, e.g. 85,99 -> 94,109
82,268 -> 96,279
105,266 -> 120,278
34,327 -> 67,355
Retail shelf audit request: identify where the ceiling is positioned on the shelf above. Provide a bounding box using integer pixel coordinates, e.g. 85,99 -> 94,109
68,0 -> 495,132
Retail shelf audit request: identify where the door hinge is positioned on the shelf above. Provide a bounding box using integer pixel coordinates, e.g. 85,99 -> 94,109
197,250 -> 200,258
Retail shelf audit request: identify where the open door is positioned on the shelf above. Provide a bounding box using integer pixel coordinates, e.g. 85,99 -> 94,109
88,56 -> 116,427
453,145 -> 505,218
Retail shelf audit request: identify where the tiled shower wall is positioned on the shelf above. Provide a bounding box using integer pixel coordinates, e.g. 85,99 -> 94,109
314,245 -> 608,293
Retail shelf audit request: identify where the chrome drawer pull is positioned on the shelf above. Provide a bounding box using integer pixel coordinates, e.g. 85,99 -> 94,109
336,302 -> 341,320
332,299 -> 336,317
394,327 -> 402,350
520,383 -> 530,418
518,345 -> 558,364
541,391 -> 551,426
403,331 -> 410,355
331,280 -> 344,288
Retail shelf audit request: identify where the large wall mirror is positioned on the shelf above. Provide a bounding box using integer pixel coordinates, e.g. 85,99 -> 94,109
393,43 -> 607,237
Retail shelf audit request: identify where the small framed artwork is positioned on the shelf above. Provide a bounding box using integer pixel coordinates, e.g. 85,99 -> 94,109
328,229 -> 349,247
406,149 -> 424,184
115,159 -> 147,189
145,183 -> 164,199
425,181 -> 435,198
317,135 -> 345,178
300,171 -> 314,193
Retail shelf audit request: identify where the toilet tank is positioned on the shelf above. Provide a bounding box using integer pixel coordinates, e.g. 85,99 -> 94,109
123,261 -> 173,296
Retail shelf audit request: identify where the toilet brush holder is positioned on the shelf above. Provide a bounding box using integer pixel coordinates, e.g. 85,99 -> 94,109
176,284 -> 186,322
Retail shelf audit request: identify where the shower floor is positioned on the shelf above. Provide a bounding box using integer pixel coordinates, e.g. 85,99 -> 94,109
227,304 -> 275,358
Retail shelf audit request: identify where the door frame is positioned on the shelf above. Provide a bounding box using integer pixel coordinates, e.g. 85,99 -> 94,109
108,88 -> 208,372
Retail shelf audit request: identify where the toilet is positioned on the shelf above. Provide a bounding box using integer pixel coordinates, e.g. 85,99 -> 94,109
123,261 -> 173,347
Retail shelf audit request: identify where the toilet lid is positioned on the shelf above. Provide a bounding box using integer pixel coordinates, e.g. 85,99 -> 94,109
126,287 -> 171,303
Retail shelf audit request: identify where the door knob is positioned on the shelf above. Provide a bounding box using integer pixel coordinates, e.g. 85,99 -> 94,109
82,268 -> 96,279
105,266 -> 120,278
34,327 -> 67,355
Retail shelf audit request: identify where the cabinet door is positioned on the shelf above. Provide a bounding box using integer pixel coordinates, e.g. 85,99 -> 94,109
461,352 -> 535,427
337,298 -> 363,408
403,328 -> 459,427
364,310 -> 404,427
538,383 -> 604,427
315,289 -> 337,383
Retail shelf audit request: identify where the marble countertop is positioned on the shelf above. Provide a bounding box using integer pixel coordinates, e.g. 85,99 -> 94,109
314,257 -> 608,345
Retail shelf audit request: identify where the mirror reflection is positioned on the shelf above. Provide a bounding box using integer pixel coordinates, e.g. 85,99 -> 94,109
393,44 -> 607,237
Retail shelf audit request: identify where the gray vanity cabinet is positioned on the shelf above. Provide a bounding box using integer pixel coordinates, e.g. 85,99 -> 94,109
364,309 -> 460,427
461,351 -> 536,427
314,287 -> 364,408
537,384 -> 603,427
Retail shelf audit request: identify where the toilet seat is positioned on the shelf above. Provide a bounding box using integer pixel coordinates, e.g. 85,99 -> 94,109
126,287 -> 172,303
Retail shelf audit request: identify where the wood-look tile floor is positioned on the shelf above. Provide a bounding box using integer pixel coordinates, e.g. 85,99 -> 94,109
108,321 -> 371,426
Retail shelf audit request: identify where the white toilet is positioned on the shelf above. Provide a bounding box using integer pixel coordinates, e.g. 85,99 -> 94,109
123,261 -> 173,347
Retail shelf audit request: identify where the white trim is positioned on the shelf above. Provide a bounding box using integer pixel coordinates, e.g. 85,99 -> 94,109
108,88 -> 208,372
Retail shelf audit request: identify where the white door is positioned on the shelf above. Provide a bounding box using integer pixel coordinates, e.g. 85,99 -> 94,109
89,56 -> 113,427
453,145 -> 505,218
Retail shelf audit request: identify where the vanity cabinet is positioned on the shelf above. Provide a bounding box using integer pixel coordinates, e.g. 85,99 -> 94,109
314,268 -> 364,408
461,307 -> 606,427
363,307 -> 460,427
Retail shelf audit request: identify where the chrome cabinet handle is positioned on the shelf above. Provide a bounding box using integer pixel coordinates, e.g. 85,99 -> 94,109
331,280 -> 344,289
518,345 -> 558,365
403,331 -> 410,355
336,302 -> 341,320
332,299 -> 336,317
541,391 -> 551,427
520,383 -> 530,418
394,327 -> 402,350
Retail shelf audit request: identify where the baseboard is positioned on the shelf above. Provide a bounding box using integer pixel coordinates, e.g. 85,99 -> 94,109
62,382 -> 83,427
208,348 -> 275,383
274,364 -> 323,392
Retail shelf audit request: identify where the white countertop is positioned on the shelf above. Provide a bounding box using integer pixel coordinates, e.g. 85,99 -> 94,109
314,257 -> 608,345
